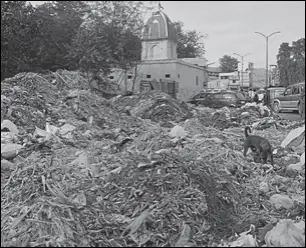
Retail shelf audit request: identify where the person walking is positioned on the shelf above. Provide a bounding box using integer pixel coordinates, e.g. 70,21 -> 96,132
249,88 -> 255,102
253,90 -> 259,104
263,91 -> 268,106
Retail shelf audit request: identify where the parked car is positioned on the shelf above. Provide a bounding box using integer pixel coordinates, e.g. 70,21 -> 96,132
265,87 -> 286,108
197,91 -> 246,108
187,92 -> 212,105
272,82 -> 305,114
203,88 -> 227,93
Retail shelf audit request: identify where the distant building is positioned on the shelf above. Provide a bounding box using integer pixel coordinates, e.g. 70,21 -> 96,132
108,10 -> 209,101
270,66 -> 280,86
206,67 -> 222,80
207,71 -> 251,91
250,68 -> 271,89
237,71 -> 251,89
207,71 -> 240,91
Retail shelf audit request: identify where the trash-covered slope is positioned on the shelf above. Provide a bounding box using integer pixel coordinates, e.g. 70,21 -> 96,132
1,71 -> 305,247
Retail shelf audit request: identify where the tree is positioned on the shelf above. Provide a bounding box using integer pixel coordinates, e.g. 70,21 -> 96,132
277,42 -> 292,86
277,38 -> 305,86
32,1 -> 87,70
173,21 -> 206,58
291,38 -> 305,83
219,55 -> 239,72
67,1 -> 146,94
1,1 -> 39,79
1,1 -> 87,79
69,2 -> 144,74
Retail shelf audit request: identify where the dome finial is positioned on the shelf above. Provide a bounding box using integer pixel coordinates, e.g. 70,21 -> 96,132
158,1 -> 164,11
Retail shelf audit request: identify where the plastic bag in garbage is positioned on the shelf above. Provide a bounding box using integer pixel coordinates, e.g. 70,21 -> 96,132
265,219 -> 305,247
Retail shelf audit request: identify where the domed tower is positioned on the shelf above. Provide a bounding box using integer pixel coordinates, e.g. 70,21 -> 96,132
141,10 -> 177,61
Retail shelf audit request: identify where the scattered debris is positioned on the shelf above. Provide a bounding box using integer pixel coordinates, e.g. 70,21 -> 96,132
269,194 -> 294,209
1,71 -> 305,247
265,219 -> 305,247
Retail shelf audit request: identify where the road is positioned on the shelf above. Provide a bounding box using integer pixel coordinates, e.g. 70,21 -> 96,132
278,111 -> 302,121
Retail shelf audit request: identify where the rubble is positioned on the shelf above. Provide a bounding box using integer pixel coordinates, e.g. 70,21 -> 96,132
265,219 -> 305,247
281,125 -> 305,149
269,194 -> 294,209
1,71 -> 305,247
1,119 -> 19,134
1,143 -> 24,159
112,91 -> 193,123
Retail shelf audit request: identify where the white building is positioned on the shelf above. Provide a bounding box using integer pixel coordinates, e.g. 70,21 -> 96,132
107,10 -> 209,101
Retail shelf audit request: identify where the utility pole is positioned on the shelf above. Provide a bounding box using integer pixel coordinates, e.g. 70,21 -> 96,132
254,31 -> 281,88
233,53 -> 251,89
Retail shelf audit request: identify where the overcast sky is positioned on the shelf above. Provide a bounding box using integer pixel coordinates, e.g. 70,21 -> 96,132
30,1 -> 305,69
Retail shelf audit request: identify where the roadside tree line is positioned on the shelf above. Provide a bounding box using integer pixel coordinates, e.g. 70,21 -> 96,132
1,1 -> 206,81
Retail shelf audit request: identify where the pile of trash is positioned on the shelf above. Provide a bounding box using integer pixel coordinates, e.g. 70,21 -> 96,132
1,71 -> 305,247
195,102 -> 303,131
112,91 -> 193,124
194,103 -> 270,130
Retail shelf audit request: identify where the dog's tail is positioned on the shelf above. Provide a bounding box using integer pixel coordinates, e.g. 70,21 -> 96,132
245,126 -> 251,137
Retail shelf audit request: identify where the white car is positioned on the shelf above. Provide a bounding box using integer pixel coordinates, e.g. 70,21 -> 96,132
202,88 -> 227,93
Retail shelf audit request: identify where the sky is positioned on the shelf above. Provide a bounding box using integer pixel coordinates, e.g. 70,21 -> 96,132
30,1 -> 305,69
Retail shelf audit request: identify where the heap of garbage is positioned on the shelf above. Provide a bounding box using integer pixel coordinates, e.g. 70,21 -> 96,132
112,91 -> 193,124
1,71 -> 305,247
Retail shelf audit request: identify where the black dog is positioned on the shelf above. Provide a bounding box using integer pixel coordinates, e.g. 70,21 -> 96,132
244,126 -> 274,165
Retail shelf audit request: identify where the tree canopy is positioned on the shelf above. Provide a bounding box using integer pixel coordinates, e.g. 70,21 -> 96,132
1,1 -> 209,80
277,38 -> 305,86
172,21 -> 206,58
219,55 -> 239,73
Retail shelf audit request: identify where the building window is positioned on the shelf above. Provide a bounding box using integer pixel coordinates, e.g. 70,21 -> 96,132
127,75 -> 132,79
150,45 -> 156,59
109,76 -> 114,79
146,75 -> 151,79
178,74 -> 180,78
165,74 -> 170,78
196,76 -> 199,85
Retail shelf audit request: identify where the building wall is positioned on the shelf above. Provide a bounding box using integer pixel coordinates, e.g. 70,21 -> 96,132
175,61 -> 207,101
206,67 -> 222,80
107,68 -> 135,93
207,72 -> 220,80
141,40 -> 177,61
251,68 -> 270,88
238,71 -> 250,88
134,60 -> 207,101
207,79 -> 229,89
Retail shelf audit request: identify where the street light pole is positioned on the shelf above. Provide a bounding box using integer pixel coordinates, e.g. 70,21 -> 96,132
255,31 -> 281,88
233,53 -> 251,89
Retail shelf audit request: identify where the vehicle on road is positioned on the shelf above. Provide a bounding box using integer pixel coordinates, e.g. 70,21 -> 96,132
202,88 -> 228,93
187,92 -> 212,105
265,87 -> 286,108
272,82 -> 305,114
197,91 -> 246,108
